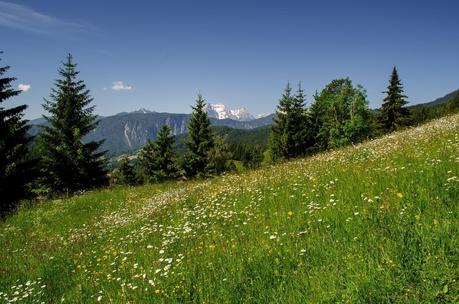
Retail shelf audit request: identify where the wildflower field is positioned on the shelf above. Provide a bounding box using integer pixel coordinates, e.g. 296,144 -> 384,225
1,114 -> 458,303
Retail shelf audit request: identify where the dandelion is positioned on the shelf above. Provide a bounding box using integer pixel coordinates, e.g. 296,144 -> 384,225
287,211 -> 293,216
396,192 -> 403,198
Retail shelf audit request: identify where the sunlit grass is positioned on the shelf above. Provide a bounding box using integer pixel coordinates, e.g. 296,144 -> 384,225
1,114 -> 458,303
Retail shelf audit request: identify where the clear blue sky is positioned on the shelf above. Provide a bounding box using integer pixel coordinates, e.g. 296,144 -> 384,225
1,0 -> 458,119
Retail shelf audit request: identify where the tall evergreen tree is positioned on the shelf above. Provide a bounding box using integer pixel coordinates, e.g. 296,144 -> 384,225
270,82 -> 310,160
184,94 -> 214,177
139,139 -> 157,182
291,83 -> 310,157
308,89 -> 329,152
379,67 -> 411,132
269,83 -> 294,160
140,124 -> 178,182
0,54 -> 36,215
39,54 -> 107,195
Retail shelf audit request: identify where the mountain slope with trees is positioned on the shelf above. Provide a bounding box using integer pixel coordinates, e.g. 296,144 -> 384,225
1,113 -> 457,302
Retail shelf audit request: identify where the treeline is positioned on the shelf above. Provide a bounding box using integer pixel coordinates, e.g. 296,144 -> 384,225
410,92 -> 459,124
267,68 -> 412,161
1,53 -> 458,216
112,96 -> 265,186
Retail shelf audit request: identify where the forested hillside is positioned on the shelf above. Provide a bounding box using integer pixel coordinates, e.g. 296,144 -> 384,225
1,113 -> 457,302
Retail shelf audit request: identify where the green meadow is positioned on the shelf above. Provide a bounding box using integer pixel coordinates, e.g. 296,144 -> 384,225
1,114 -> 458,303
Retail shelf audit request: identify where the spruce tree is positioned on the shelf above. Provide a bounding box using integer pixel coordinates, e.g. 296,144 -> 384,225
140,139 -> 157,182
269,83 -> 294,160
140,124 -> 178,182
0,54 -> 36,215
379,67 -> 411,132
207,135 -> 234,175
291,83 -> 310,157
184,94 -> 214,177
39,54 -> 107,195
308,90 -> 329,152
116,156 -> 139,185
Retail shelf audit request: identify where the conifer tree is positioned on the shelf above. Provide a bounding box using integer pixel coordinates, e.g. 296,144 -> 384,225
0,54 -> 36,215
308,90 -> 329,152
139,139 -> 157,182
184,94 -> 214,177
39,54 -> 107,195
379,67 -> 411,132
269,83 -> 293,160
207,135 -> 234,175
140,124 -> 178,182
291,83 -> 310,157
269,82 -> 311,160
116,156 -> 139,185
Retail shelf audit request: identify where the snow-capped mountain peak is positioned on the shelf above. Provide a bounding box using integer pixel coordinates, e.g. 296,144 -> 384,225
205,103 -> 255,121
136,108 -> 152,114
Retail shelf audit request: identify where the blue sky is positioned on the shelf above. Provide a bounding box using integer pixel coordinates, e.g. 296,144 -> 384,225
1,0 -> 458,119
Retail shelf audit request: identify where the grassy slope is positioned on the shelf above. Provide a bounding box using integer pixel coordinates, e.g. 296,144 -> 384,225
1,114 -> 458,303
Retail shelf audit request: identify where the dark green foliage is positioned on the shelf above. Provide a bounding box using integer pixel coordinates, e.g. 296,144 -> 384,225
290,84 -> 311,157
114,157 -> 140,185
183,94 -> 214,178
174,125 -> 270,156
39,54 -> 107,195
0,54 -> 36,215
206,136 -> 234,174
270,83 -> 311,161
310,78 -> 372,151
140,124 -> 178,182
28,112 -> 275,156
270,83 -> 293,160
379,67 -> 411,132
228,143 -> 264,169
409,92 -> 459,124
139,140 -> 157,182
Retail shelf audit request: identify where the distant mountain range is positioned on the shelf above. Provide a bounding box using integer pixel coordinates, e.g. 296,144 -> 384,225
409,89 -> 459,108
29,104 -> 274,155
28,90 -> 458,156
113,104 -> 267,122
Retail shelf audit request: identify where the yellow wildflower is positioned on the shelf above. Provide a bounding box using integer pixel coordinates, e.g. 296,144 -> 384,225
396,192 -> 403,198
